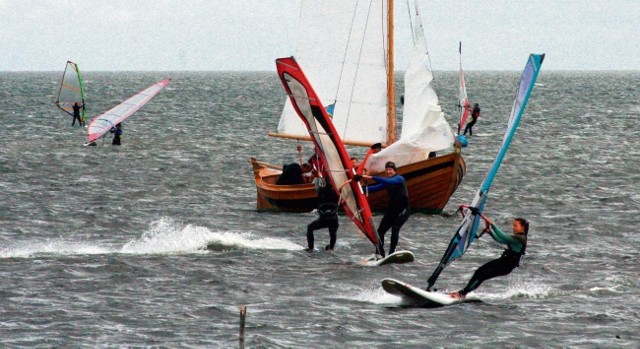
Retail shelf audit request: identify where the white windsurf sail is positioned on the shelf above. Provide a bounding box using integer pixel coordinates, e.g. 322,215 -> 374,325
55,60 -> 86,122
86,79 -> 170,143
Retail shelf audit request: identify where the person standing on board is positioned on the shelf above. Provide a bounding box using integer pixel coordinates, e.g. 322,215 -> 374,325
71,102 -> 84,127
357,161 -> 410,258
305,179 -> 340,252
449,217 -> 529,299
463,103 -> 481,136
110,123 -> 123,145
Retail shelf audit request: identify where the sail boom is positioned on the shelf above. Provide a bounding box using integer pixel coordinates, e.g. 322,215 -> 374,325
267,132 -> 380,148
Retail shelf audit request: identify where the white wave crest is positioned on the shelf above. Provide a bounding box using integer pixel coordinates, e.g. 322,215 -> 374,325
120,217 -> 303,254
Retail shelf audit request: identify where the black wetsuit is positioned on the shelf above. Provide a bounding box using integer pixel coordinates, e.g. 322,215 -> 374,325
459,224 -> 527,296
72,104 -> 82,126
464,105 -> 480,136
306,184 -> 339,251
368,174 -> 410,257
110,127 -> 122,145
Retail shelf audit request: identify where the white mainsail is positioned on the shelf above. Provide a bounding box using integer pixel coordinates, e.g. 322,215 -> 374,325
276,0 -> 389,145
276,1 -> 454,170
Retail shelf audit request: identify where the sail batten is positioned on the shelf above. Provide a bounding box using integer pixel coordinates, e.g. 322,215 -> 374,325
426,53 -> 545,290
86,79 -> 170,143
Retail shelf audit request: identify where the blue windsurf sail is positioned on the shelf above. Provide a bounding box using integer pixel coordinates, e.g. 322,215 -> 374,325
426,53 -> 545,290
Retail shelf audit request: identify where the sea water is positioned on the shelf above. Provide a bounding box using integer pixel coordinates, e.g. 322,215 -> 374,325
1,70 -> 639,347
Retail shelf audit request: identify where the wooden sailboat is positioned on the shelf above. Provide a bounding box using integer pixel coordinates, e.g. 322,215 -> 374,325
250,0 -> 465,213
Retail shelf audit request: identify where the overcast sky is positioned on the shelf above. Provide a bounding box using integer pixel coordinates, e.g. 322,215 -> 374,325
1,0 -> 638,71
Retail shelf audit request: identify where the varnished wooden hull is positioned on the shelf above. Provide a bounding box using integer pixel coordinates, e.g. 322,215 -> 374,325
250,151 -> 466,213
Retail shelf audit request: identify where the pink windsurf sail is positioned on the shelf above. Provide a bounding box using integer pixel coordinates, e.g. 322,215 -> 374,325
457,42 -> 470,135
86,79 -> 170,143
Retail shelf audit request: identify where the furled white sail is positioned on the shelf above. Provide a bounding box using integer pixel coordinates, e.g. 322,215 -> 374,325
367,2 -> 454,172
276,0 -> 389,145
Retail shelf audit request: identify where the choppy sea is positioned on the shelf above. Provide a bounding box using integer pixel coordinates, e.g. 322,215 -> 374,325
1,69 -> 639,347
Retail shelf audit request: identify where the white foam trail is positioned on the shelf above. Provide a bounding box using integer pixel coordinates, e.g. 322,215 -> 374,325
343,287 -> 403,305
472,279 -> 552,301
0,240 -> 111,258
120,217 -> 303,254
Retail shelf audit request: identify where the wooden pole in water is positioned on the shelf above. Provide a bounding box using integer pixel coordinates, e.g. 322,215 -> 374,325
239,305 -> 247,349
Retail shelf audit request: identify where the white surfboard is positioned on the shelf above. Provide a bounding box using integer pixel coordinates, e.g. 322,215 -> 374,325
381,278 -> 479,307
362,250 -> 415,266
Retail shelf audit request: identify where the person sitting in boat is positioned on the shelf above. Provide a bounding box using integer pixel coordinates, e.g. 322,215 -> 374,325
449,217 -> 529,299
356,161 -> 410,258
308,153 -> 322,173
301,162 -> 315,183
350,157 -> 359,168
463,103 -> 481,136
305,178 -> 340,252
71,102 -> 84,127
110,123 -> 123,145
276,163 -> 305,185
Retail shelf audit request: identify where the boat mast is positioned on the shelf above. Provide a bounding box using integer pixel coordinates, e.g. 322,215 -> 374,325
386,0 -> 396,145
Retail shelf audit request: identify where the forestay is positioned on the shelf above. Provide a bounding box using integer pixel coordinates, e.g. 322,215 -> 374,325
276,57 -> 379,248
86,79 -> 170,143
426,54 -> 545,290
55,61 -> 86,120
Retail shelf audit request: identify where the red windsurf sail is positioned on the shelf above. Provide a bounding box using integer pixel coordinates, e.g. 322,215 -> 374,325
275,57 -> 379,247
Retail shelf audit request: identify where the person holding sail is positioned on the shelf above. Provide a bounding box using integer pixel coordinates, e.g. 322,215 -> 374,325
449,217 -> 529,299
110,123 -> 123,145
356,161 -> 410,258
305,178 -> 340,252
463,103 -> 481,136
72,102 -> 84,127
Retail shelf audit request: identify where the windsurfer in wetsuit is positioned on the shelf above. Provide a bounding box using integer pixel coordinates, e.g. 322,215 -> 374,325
72,102 -> 84,127
450,217 -> 529,299
305,178 -> 340,252
358,161 -> 410,258
110,123 -> 123,145
463,103 -> 480,136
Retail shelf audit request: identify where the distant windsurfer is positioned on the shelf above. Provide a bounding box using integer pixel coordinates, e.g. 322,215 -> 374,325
463,103 -> 480,136
357,161 -> 410,258
72,102 -> 84,127
110,123 -> 123,145
305,179 -> 340,252
449,218 -> 529,299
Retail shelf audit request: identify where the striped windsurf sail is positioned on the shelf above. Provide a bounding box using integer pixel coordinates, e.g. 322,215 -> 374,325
276,57 -> 379,248
86,79 -> 170,143
55,61 -> 86,122
457,42 -> 470,135
426,53 -> 545,290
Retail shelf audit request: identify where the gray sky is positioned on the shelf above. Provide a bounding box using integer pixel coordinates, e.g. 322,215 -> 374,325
1,0 -> 638,71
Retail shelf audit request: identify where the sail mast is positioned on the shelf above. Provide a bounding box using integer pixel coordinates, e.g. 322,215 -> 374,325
386,0 -> 396,145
